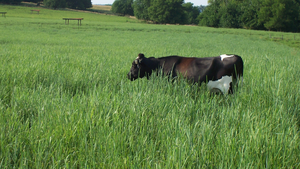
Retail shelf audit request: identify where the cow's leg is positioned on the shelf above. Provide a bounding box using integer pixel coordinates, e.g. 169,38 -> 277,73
231,72 -> 243,93
210,88 -> 223,95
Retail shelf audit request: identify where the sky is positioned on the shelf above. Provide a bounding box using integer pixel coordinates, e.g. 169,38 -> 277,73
92,0 -> 208,6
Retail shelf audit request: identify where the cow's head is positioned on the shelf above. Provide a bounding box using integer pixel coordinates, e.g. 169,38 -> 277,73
127,53 -> 153,81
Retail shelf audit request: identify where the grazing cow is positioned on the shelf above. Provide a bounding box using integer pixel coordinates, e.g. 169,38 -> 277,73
127,53 -> 243,94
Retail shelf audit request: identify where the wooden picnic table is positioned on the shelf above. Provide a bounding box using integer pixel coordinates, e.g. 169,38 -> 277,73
0,12 -> 7,17
31,9 -> 40,14
63,18 -> 84,26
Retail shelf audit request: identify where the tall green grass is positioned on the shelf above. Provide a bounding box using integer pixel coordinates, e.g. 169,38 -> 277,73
0,5 -> 299,168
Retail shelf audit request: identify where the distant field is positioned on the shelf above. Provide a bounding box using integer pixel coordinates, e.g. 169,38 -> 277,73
87,4 -> 113,15
91,4 -> 111,11
0,4 -> 299,168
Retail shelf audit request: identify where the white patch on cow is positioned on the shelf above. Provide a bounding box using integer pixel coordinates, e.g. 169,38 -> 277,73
220,54 -> 234,61
207,75 -> 232,94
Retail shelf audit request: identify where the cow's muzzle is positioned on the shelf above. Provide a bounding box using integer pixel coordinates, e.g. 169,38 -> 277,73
127,73 -> 135,81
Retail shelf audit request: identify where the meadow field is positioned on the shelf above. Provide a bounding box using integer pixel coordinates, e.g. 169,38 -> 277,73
90,4 -> 111,11
0,4 -> 299,168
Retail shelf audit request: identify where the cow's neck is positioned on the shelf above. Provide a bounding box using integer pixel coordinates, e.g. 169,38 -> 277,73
146,58 -> 161,70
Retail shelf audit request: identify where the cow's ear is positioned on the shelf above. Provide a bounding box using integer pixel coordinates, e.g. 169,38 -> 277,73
135,53 -> 145,65
138,53 -> 145,59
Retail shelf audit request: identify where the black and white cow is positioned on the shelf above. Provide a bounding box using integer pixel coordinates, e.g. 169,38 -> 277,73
127,53 -> 244,94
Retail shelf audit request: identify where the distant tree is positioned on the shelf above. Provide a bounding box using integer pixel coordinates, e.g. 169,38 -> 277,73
198,0 -> 221,27
111,0 -> 134,16
133,0 -> 151,20
23,0 -> 40,3
197,5 -> 206,13
148,0 -> 185,24
258,0 -> 300,31
66,0 -> 92,10
182,2 -> 200,24
240,0 -> 264,29
44,0 -> 66,9
0,0 -> 22,4
43,0 -> 91,9
218,2 -> 241,28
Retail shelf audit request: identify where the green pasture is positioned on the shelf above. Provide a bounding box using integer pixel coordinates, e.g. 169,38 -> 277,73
0,5 -> 299,168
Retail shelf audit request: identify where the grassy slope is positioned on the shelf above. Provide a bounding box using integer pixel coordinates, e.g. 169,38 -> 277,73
0,4 -> 299,168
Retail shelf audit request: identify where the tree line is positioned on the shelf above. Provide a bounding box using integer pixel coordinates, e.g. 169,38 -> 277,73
0,0 -> 23,4
0,0 -> 92,10
113,0 -> 300,32
199,0 -> 300,32
43,0 -> 91,9
112,0 -> 204,25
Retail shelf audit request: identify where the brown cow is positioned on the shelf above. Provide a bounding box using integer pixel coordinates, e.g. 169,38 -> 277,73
127,53 -> 243,94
